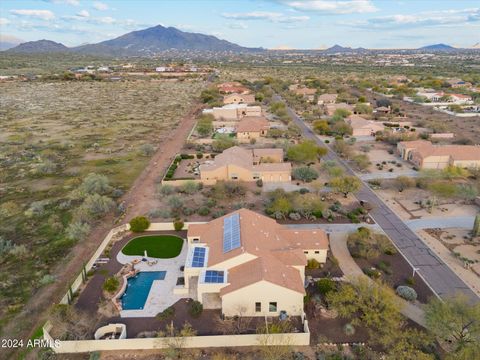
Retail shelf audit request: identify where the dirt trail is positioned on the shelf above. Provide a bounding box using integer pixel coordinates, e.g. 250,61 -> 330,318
2,99 -> 203,360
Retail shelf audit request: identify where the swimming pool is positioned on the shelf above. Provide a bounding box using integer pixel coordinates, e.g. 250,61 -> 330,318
121,271 -> 166,310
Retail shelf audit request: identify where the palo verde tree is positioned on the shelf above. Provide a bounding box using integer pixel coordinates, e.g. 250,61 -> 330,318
330,176 -> 361,198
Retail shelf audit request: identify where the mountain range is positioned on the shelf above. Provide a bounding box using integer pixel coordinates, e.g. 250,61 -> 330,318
4,24 -> 480,56
6,25 -> 260,56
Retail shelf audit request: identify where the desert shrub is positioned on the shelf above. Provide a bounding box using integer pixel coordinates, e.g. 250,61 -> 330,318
34,159 -> 57,175
111,188 -> 124,198
24,200 -> 49,217
377,260 -> 392,275
182,207 -> 195,216
148,208 -> 171,219
103,277 -> 119,293
344,323 -> 356,336
289,212 -> 301,220
287,140 -> 327,163
406,277 -> 415,286
256,179 -> 263,187
139,143 -> 155,156
189,300 -> 203,318
157,306 -> 175,320
352,154 -> 370,171
307,258 -> 320,269
179,181 -> 199,195
8,244 -> 28,259
292,166 -> 319,182
0,236 -> 14,257
0,201 -> 22,218
79,173 -> 111,195
396,286 -> 417,301
39,274 -> 56,286
66,221 -> 91,241
129,216 -> 151,232
197,206 -> 211,216
317,278 -> 335,295
157,184 -> 176,195
81,194 -> 115,218
167,195 -> 184,213
363,268 -> 382,279
174,220 -> 184,231
212,209 -> 226,218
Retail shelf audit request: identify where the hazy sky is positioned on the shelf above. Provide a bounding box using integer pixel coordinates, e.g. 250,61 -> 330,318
1,0 -> 479,48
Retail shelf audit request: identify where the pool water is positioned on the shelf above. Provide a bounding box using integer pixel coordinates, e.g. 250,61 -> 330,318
121,271 -> 166,310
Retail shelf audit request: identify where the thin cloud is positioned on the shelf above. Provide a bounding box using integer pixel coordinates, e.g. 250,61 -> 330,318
76,10 -> 90,18
350,8 -> 480,29
46,0 -> 80,5
0,17 -> 11,26
222,11 -> 309,23
10,9 -> 55,21
93,2 -> 109,11
281,0 -> 377,14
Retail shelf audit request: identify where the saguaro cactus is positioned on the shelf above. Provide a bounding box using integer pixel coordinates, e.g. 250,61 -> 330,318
474,214 -> 480,237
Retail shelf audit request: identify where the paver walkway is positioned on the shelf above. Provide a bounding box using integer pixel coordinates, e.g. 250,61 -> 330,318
273,93 -> 478,304
329,232 -> 426,327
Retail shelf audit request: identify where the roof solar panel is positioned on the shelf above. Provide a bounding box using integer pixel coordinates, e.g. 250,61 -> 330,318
204,270 -> 224,283
192,247 -> 206,267
223,213 -> 241,253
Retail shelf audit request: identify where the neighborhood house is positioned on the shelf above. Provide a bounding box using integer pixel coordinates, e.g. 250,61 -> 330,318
181,208 -> 329,316
317,93 -> 338,105
398,140 -> 480,169
223,93 -> 256,105
203,104 -> 262,121
293,87 -> 317,102
235,116 -> 270,143
199,146 -> 291,183
346,115 -> 385,137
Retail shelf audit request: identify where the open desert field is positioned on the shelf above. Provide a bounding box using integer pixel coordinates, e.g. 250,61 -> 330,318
0,78 -> 205,333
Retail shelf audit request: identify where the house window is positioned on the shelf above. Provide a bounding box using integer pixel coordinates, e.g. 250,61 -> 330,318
255,302 -> 261,312
314,251 -> 320,254
193,238 -> 199,243
269,302 -> 277,312
304,251 -> 308,254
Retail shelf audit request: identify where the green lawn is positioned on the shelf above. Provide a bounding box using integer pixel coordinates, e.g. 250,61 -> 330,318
121,235 -> 184,258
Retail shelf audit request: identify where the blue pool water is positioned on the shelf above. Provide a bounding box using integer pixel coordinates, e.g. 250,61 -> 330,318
121,271 -> 166,310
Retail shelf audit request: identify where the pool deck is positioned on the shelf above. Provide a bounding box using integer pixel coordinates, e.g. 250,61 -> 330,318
75,230 -> 188,317
117,242 -> 189,317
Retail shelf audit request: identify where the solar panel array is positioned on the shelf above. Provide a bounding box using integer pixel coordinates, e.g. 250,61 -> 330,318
223,213 -> 241,253
191,247 -> 206,267
204,270 -> 225,283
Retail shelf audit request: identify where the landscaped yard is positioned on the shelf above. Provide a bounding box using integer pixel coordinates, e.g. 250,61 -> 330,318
121,235 -> 184,258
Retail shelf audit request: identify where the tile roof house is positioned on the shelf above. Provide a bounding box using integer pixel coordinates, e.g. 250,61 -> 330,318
293,87 -> 317,102
324,103 -> 354,116
223,93 -> 256,105
398,140 -> 480,169
181,208 -> 329,316
217,82 -> 250,94
235,116 -> 270,143
200,146 -> 291,183
346,115 -> 385,137
317,93 -> 338,105
203,104 -> 262,121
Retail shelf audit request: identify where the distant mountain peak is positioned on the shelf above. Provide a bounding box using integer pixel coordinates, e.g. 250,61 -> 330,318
419,43 -> 455,51
7,39 -> 69,53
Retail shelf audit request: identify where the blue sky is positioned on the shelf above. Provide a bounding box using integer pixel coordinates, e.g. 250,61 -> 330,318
1,1 -> 479,48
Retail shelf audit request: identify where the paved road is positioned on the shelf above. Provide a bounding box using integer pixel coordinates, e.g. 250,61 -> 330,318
274,94 -> 479,303
287,216 -> 475,232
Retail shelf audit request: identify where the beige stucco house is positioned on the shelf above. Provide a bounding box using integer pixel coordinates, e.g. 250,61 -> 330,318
181,208 -> 329,316
317,93 -> 338,105
203,104 -> 262,121
235,116 -> 270,143
200,146 -> 291,183
398,140 -> 480,169
346,115 -> 385,137
223,93 -> 256,105
293,87 -> 317,102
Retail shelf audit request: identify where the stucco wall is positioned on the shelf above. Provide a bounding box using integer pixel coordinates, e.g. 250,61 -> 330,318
303,249 -> 328,263
221,280 -> 304,317
43,321 -> 309,353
